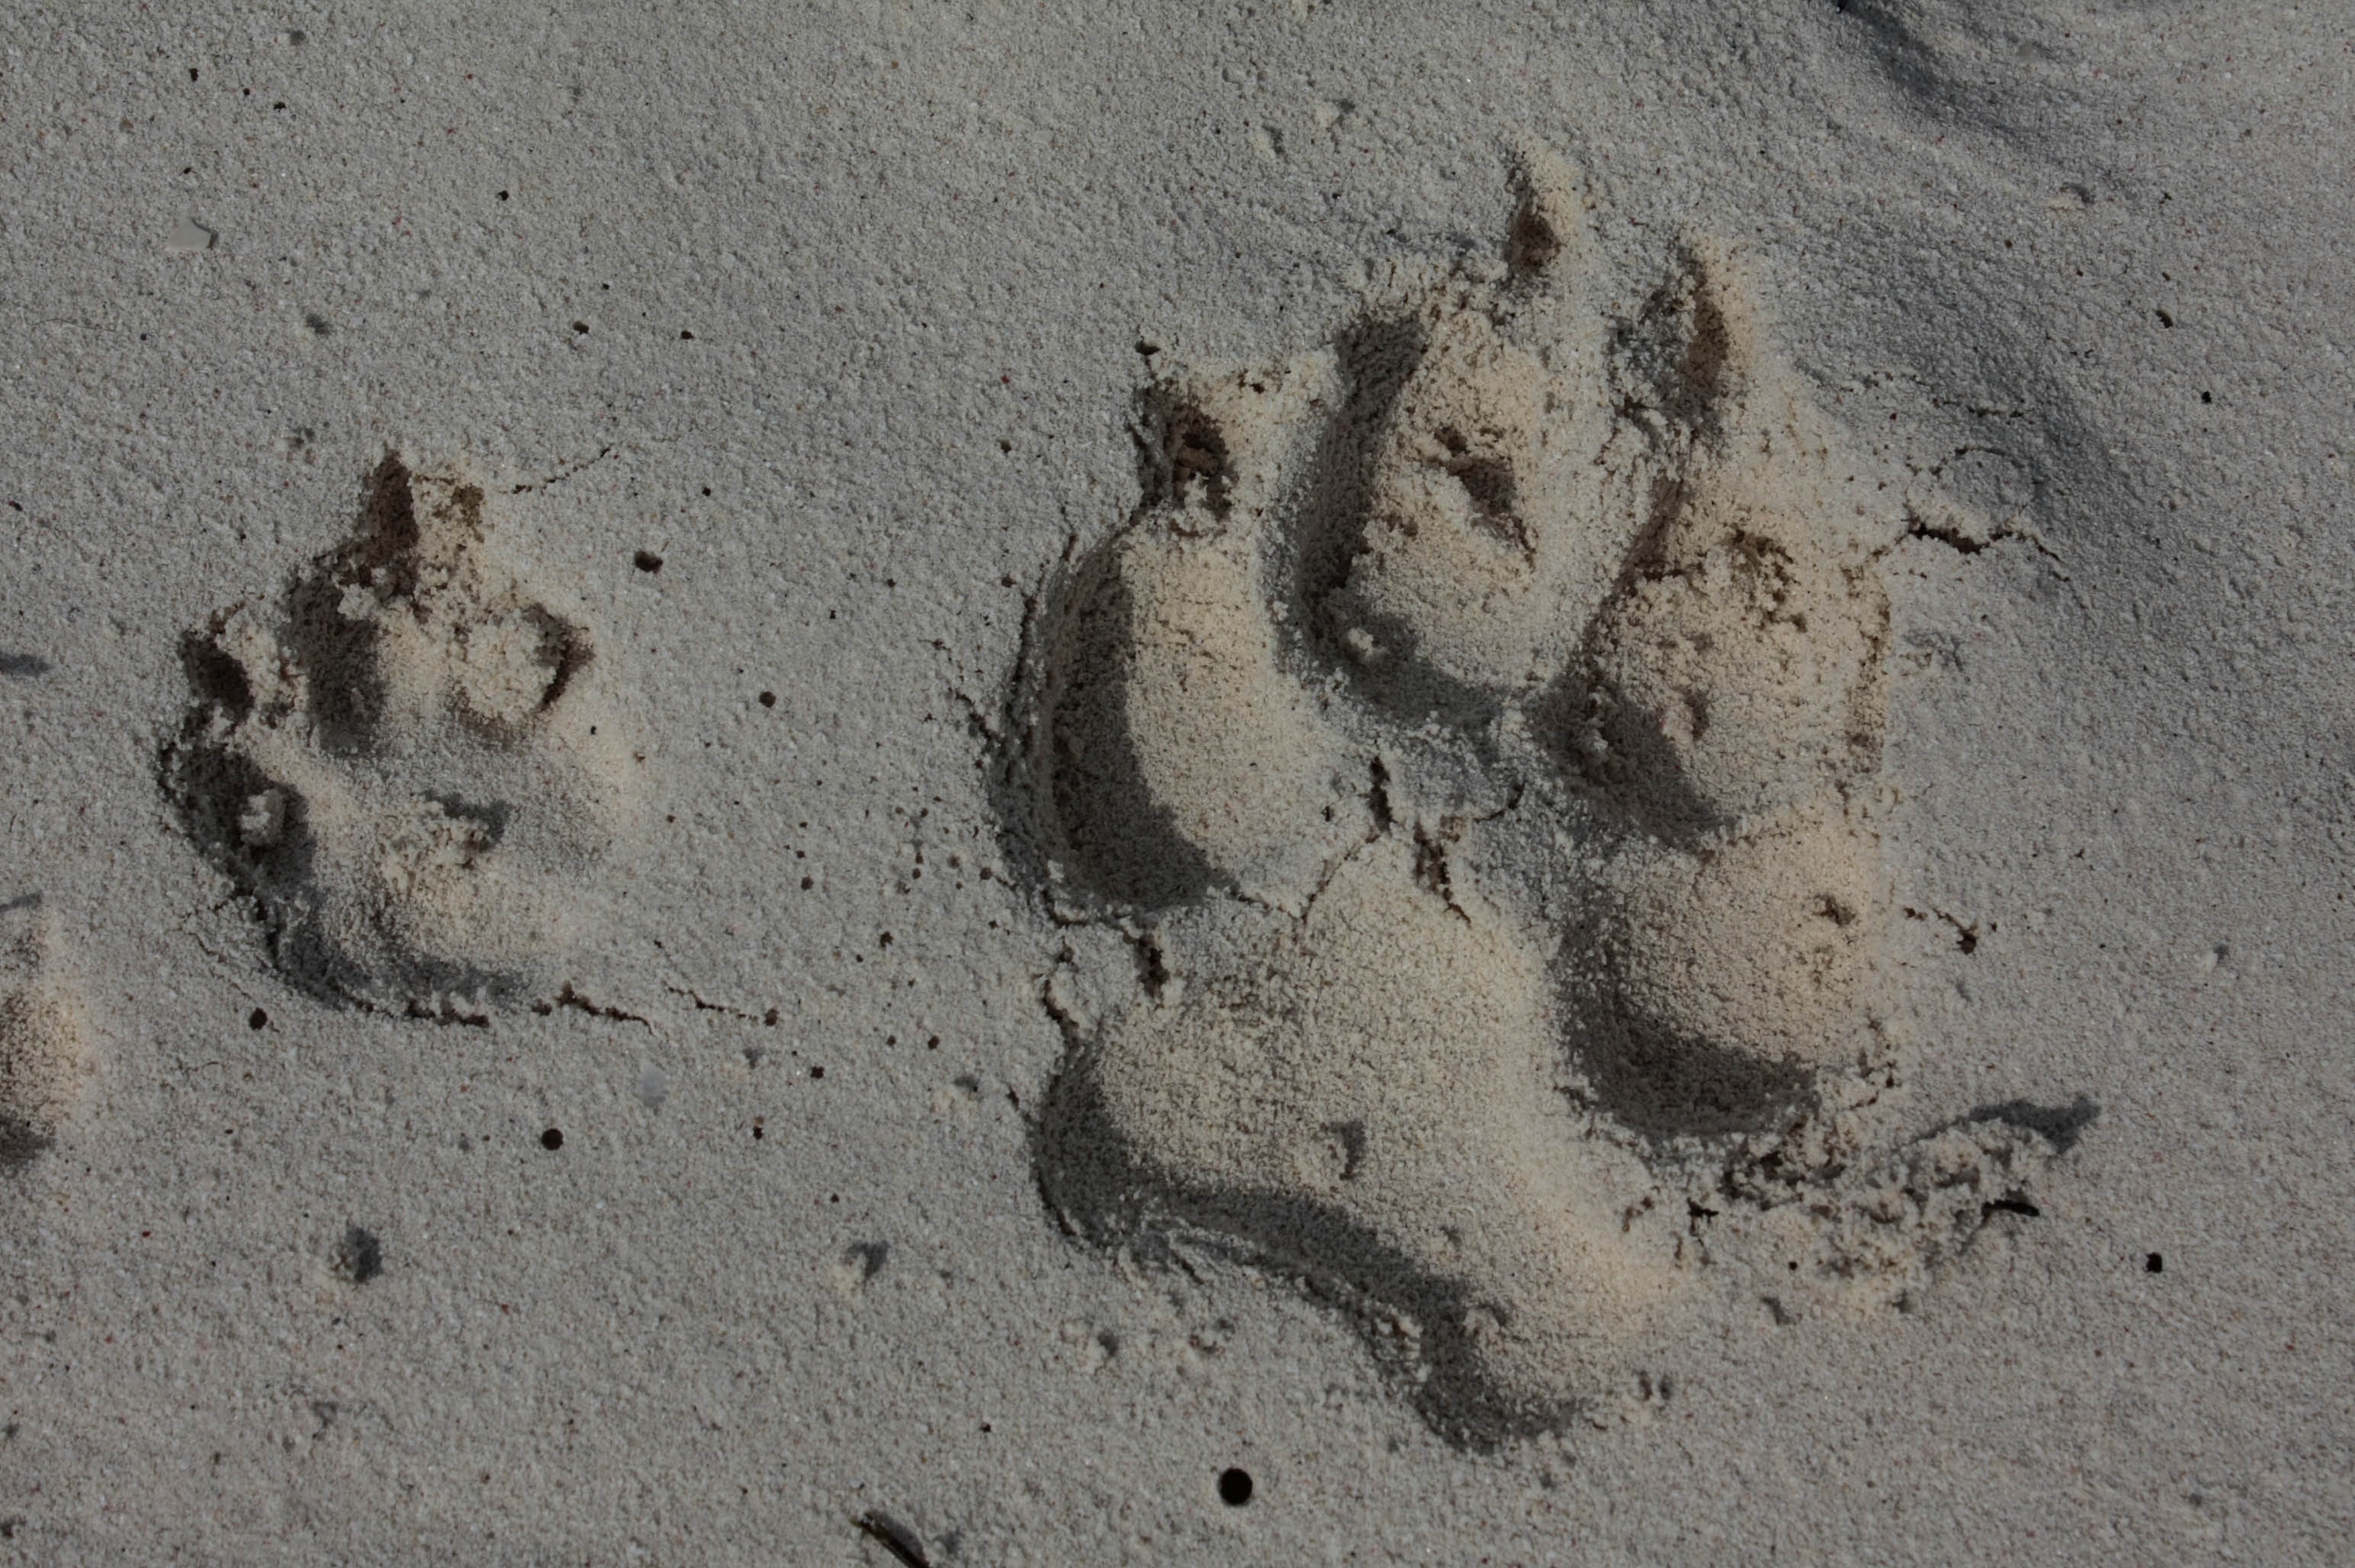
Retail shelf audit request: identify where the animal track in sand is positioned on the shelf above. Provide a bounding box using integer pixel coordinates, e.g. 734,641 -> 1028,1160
0,900 -> 89,1165
163,455 -> 638,1018
1018,149 -> 2071,1441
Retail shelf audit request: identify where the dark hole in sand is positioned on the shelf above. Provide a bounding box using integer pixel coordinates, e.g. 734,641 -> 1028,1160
334,1225 -> 383,1284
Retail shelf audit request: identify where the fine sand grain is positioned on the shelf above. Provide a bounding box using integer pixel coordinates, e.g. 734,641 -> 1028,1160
4,2 -> 2353,1562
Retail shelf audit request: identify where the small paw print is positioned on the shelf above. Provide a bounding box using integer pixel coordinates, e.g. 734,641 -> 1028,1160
164,455 -> 639,1016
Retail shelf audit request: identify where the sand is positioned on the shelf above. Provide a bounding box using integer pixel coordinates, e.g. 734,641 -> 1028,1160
4,2 -> 2353,1561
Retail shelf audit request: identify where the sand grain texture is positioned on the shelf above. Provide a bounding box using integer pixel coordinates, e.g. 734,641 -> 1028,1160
2,1 -> 2352,1561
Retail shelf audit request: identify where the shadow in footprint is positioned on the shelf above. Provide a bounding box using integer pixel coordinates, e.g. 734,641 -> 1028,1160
1966,1095 -> 2100,1155
1290,312 -> 1425,611
1039,543 -> 1222,909
162,718 -> 326,975
1566,1006 -> 1816,1139
1035,1056 -> 1576,1449
285,453 -> 419,753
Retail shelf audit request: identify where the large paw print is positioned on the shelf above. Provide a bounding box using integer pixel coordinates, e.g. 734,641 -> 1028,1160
1023,153 -> 1916,1439
163,456 -> 638,1017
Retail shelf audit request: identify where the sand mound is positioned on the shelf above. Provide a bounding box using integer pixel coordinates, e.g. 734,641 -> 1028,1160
0,902 -> 88,1165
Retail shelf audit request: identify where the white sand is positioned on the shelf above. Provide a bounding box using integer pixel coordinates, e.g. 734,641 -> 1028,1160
5,2 -> 2353,1560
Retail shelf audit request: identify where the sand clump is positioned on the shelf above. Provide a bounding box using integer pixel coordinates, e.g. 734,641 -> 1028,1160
1048,837 -> 1688,1435
0,902 -> 89,1165
1020,149 -> 2054,1438
162,455 -> 640,1017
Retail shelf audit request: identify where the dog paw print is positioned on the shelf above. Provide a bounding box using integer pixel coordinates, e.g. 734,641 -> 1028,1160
1020,151 -> 1957,1439
0,899 -> 91,1165
163,455 -> 638,1017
